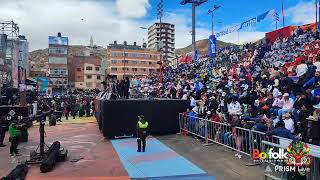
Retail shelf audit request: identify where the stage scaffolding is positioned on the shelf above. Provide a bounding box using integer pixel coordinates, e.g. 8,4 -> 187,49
0,20 -> 20,87
0,21 -> 20,104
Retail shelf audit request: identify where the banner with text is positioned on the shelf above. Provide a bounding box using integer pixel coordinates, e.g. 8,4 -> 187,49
0,34 -> 7,65
209,35 -> 217,58
216,9 -> 279,38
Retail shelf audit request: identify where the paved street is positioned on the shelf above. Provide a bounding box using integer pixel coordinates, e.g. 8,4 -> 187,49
0,117 -> 264,180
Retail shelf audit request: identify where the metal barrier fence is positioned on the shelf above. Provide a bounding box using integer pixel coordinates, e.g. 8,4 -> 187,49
178,113 -> 320,180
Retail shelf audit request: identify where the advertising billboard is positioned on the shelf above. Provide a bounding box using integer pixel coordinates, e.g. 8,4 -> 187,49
18,40 -> 29,68
0,34 -> 7,65
49,36 -> 68,46
209,35 -> 217,58
48,57 -> 67,64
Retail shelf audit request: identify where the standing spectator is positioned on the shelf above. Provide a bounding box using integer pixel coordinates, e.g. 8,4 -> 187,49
9,122 -> 21,156
0,117 -> 9,147
64,101 -> 71,120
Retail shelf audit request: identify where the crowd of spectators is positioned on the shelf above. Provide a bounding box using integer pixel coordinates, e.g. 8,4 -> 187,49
142,27 -> 320,151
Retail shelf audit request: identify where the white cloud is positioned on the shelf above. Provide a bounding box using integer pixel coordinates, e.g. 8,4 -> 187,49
286,1 -> 316,25
0,0 -> 265,52
0,0 -> 151,50
163,12 -> 211,49
116,0 -> 150,18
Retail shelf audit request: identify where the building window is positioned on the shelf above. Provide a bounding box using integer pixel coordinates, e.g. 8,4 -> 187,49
86,82 -> 92,87
141,61 -> 146,64
86,66 -> 93,70
111,68 -> 117,71
132,68 -> 137,71
77,68 -> 81,72
87,75 -> 92,79
149,62 -> 152,65
111,60 -> 117,64
141,68 -> 146,72
132,61 -> 138,64
97,75 -> 101,80
77,76 -> 82,79
95,67 -> 100,71
122,60 -> 129,64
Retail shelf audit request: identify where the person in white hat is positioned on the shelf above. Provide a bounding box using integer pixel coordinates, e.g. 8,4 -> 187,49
278,93 -> 294,119
302,115 -> 320,144
296,60 -> 308,77
282,113 -> 295,133
271,92 -> 284,115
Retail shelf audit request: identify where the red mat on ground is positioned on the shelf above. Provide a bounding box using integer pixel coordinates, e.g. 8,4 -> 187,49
0,122 -> 129,179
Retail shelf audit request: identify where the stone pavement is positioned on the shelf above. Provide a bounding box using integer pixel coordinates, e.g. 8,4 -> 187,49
157,134 -> 265,180
0,117 -> 264,180
0,117 -> 129,180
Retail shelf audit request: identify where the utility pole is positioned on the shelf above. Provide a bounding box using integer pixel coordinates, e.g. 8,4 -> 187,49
181,0 -> 208,52
157,0 -> 164,83
282,0 -> 285,27
123,45 -> 126,79
317,0 -> 319,32
208,5 -> 220,65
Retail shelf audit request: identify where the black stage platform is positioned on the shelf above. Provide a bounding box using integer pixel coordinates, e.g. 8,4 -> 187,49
95,99 -> 190,139
0,105 -> 32,117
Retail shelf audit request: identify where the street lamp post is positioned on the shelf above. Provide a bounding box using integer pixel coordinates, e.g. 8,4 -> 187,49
123,45 -> 126,79
157,0 -> 164,83
140,26 -> 148,46
181,0 -> 208,52
208,5 -> 220,65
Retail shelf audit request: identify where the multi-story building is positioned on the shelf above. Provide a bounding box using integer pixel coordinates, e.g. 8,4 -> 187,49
48,32 -> 69,95
17,35 -> 29,86
106,41 -> 160,80
148,22 -> 175,63
68,55 -> 105,90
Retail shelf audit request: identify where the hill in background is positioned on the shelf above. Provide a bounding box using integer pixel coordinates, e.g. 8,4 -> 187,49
175,39 -> 237,56
29,45 -> 106,70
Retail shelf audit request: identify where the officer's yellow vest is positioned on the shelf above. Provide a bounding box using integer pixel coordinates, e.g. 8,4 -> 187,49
138,121 -> 148,129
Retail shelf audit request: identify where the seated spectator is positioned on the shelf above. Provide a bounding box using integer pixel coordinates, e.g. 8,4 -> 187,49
265,121 -> 295,139
282,113 -> 295,133
270,92 -> 283,115
301,115 -> 320,145
278,93 -> 294,119
303,69 -> 320,90
252,118 -> 268,133
228,97 -> 242,116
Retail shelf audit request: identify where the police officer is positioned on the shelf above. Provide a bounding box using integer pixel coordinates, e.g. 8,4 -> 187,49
0,116 -> 10,147
136,115 -> 149,152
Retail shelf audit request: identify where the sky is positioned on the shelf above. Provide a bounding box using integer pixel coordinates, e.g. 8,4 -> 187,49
0,0 -> 317,51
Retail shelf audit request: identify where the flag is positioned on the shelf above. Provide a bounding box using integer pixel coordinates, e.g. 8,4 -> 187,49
194,50 -> 198,63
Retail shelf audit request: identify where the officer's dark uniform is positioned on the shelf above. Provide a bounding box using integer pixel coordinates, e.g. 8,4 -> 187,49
0,116 -> 9,147
136,115 -> 149,152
